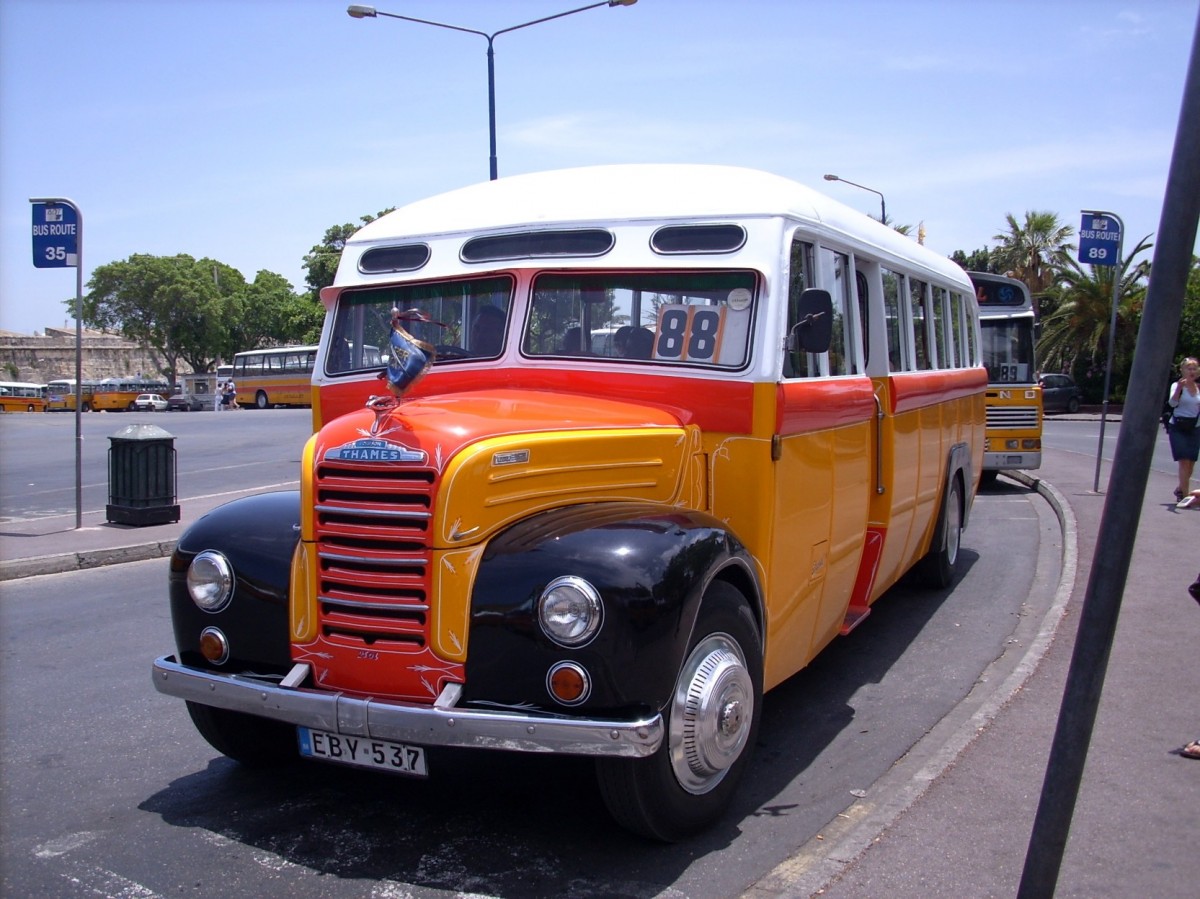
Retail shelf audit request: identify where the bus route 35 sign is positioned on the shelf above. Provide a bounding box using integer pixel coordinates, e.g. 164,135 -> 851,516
31,201 -> 79,268
1078,212 -> 1122,267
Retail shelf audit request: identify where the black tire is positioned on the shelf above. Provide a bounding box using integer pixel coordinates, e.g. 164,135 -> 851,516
1067,396 -> 1081,414
255,391 -> 269,409
595,581 -> 762,841
185,701 -> 298,767
919,474 -> 964,588
82,402 -> 92,412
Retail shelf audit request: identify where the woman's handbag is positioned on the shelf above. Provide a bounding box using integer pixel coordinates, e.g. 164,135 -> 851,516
1172,415 -> 1198,432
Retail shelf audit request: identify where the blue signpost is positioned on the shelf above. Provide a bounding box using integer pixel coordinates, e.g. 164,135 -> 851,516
30,197 -> 84,528
1080,209 -> 1125,492
1078,211 -> 1122,267
31,201 -> 80,268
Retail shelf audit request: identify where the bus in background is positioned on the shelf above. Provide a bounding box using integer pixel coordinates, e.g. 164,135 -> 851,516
230,345 -> 321,409
91,376 -> 171,412
969,271 -> 1041,482
46,378 -> 99,412
0,381 -> 48,413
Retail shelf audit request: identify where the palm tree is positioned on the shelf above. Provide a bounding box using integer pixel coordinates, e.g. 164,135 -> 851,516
1037,236 -> 1152,397
992,211 -> 1075,317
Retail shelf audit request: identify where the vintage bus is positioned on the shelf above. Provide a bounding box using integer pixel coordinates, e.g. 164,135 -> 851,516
970,271 -> 1042,480
153,165 -> 986,840
0,381 -> 48,413
46,378 -> 99,412
92,376 -> 171,412
230,346 -> 320,409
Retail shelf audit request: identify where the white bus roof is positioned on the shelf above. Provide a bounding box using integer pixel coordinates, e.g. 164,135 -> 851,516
346,164 -> 967,286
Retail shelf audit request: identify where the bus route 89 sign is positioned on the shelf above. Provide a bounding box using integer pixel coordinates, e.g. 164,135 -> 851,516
1078,212 -> 1121,267
31,201 -> 79,268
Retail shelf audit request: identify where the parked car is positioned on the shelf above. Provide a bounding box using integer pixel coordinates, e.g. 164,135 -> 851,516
1039,373 -> 1083,414
166,393 -> 205,412
133,393 -> 169,412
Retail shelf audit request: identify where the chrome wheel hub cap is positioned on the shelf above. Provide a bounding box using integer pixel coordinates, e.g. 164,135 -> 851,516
669,633 -> 754,795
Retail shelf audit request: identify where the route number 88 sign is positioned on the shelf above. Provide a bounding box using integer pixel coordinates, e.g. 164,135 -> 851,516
654,305 -> 726,363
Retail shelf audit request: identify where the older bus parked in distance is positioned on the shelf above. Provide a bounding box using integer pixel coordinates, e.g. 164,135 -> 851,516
92,376 -> 170,412
970,271 -> 1041,481
153,165 -> 986,840
46,378 -> 99,412
230,345 -> 321,409
0,381 -> 47,412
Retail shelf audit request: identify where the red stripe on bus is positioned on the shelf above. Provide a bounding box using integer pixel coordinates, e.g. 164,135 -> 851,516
889,368 -> 987,414
776,377 -> 877,435
322,369 -> 758,434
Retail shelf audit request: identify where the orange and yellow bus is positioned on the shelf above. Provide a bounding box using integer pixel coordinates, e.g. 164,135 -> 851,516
92,377 -> 170,412
970,271 -> 1041,480
230,346 -> 319,409
0,381 -> 47,413
46,378 -> 99,412
155,165 -> 985,840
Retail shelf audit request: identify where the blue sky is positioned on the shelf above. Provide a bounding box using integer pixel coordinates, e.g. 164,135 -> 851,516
2,0 -> 1196,336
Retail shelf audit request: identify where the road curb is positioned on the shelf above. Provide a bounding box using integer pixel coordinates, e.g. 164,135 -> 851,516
742,472 -> 1077,899
0,540 -> 177,582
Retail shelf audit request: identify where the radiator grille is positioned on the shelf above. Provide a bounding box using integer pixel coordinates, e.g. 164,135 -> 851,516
313,462 -> 436,650
986,406 -> 1039,429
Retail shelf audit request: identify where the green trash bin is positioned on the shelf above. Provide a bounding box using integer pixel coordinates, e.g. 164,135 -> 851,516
106,424 -> 180,526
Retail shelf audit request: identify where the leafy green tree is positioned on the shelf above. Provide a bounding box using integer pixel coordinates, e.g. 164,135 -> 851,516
1175,256 -> 1200,362
950,247 -> 998,274
1037,236 -> 1152,401
991,211 -> 1075,317
79,254 -> 244,385
302,209 -> 396,295
227,271 -> 323,351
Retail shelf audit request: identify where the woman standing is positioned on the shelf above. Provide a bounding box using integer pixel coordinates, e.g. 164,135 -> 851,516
1167,356 -> 1200,501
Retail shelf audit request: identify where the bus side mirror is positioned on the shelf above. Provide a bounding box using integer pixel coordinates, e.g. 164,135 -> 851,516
789,288 -> 833,354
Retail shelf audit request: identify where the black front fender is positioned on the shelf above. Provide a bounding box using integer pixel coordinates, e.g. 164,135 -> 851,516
169,491 -> 300,673
463,502 -> 759,716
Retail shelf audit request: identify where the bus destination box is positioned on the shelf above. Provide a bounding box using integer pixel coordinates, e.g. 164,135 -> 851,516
106,424 -> 180,526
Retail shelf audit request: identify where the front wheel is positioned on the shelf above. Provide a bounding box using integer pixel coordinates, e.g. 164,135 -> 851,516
186,701 -> 298,767
255,391 -> 269,409
1067,396 -> 1081,414
596,581 -> 762,841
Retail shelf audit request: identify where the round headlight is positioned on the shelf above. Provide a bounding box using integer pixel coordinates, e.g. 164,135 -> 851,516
187,551 -> 234,613
538,576 -> 603,647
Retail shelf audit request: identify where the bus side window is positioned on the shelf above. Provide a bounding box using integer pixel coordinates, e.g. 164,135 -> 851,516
911,278 -> 932,370
933,286 -> 951,368
856,270 -> 870,368
785,239 -> 816,378
882,268 -> 903,372
817,246 -> 856,376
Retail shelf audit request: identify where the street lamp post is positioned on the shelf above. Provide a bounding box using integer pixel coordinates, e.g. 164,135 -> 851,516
348,1 -> 637,181
823,173 -> 887,224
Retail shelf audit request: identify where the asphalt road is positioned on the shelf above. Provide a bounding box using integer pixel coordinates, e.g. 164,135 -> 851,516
0,478 -> 1058,897
0,408 -> 314,523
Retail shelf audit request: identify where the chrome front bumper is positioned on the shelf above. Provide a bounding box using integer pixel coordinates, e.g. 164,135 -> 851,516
152,656 -> 663,758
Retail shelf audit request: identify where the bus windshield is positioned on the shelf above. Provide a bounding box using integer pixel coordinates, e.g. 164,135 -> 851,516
980,318 -> 1036,384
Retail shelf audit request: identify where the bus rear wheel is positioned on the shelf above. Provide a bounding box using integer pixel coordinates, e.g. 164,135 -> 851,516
920,474 -> 963,588
255,391 -> 269,409
595,581 -> 762,841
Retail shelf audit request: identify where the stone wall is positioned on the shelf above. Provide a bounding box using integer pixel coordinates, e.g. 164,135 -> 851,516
0,328 -> 173,384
